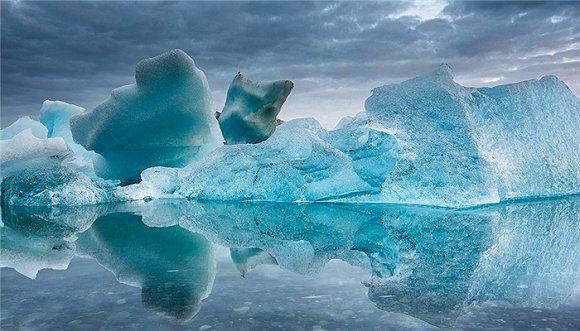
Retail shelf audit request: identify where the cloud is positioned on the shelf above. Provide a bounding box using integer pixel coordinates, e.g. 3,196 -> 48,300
2,1 -> 579,129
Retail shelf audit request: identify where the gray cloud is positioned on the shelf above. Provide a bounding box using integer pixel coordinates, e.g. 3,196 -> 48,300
2,1 -> 579,129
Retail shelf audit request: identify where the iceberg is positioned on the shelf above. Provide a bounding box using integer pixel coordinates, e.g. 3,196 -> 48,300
70,49 -> 222,184
218,73 -> 293,144
329,113 -> 398,188
177,118 -> 373,201
0,130 -> 71,179
39,100 -> 97,177
0,116 -> 47,140
1,166 -> 108,207
364,64 -> 579,206
2,57 -> 578,208
467,76 -> 580,199
365,65 -> 500,207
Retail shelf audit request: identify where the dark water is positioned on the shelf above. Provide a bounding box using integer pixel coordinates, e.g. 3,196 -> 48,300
1,197 -> 579,330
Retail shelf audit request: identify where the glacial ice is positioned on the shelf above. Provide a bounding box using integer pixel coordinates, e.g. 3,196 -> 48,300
0,116 -> 47,140
70,49 -> 222,184
2,58 -> 578,208
40,100 -> 97,177
467,76 -> 580,199
218,73 -> 293,144
364,65 -> 500,207
329,113 -> 398,188
40,100 -> 85,147
177,118 -> 373,201
1,166 -> 108,206
0,130 -> 71,179
364,64 -> 579,206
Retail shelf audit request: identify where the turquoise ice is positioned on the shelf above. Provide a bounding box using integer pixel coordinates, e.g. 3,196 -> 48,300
70,49 -> 223,184
218,73 -> 293,145
1,53 -> 578,207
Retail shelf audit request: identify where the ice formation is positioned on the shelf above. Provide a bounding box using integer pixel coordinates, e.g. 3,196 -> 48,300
177,118 -> 373,201
39,100 -> 97,177
467,76 -> 580,199
40,100 -> 85,147
0,130 -> 71,179
218,73 -> 293,144
2,57 -> 578,208
364,65 -> 500,206
0,116 -> 47,140
70,49 -> 222,184
1,166 -> 108,206
365,64 -> 579,206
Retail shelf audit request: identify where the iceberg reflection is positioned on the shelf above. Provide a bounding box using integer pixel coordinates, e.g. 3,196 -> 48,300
1,197 -> 578,327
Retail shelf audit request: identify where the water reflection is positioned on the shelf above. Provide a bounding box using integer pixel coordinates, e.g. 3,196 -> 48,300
76,213 -> 215,320
1,197 -> 579,328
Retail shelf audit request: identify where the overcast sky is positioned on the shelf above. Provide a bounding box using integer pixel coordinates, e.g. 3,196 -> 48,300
2,0 -> 579,128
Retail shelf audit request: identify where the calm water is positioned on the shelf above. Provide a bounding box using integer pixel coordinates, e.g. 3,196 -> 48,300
1,197 -> 579,330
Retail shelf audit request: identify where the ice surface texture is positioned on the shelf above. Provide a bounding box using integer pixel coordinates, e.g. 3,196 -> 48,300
177,118 -> 376,201
0,116 -> 47,140
0,130 -> 71,178
2,57 -> 578,207
1,166 -> 109,207
365,64 -> 579,206
70,49 -> 222,184
40,100 -> 98,177
218,73 -> 293,144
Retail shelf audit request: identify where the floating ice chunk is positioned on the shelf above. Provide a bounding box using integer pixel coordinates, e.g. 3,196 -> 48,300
365,64 -> 500,207
0,116 -> 47,140
0,130 -> 71,178
329,112 -> 398,188
114,166 -> 182,201
178,118 -> 372,201
364,65 -> 580,206
39,100 -> 85,146
1,166 -> 107,206
70,49 -> 222,184
77,213 -> 216,320
218,73 -> 293,144
39,100 -> 97,177
230,247 -> 278,277
467,76 -> 580,199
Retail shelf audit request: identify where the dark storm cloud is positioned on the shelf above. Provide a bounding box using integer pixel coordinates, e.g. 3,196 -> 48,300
2,1 -> 579,128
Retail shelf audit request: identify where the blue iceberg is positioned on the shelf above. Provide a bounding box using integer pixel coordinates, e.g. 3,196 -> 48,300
1,49 -> 578,208
0,130 -> 71,179
364,64 -> 579,206
218,73 -> 293,145
70,49 -> 223,184
40,100 -> 98,177
0,116 -> 47,140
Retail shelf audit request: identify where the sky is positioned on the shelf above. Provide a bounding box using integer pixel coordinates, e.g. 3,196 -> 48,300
1,0 -> 579,129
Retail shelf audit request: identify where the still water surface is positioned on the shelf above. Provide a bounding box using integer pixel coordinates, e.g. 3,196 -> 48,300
1,197 -> 579,330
